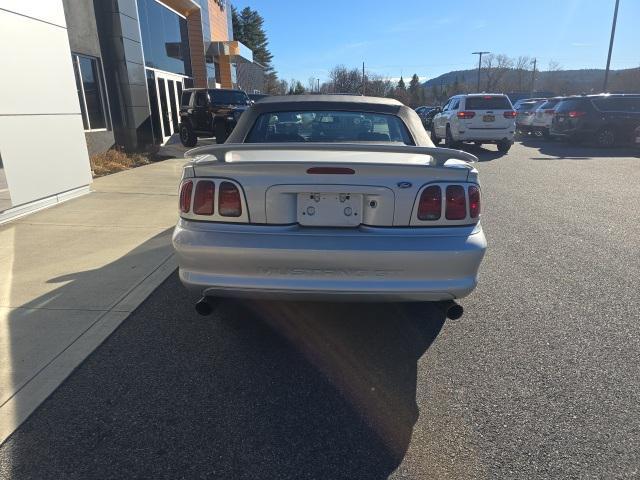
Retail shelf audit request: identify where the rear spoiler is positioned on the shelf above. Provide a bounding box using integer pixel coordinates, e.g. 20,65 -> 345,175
184,143 -> 478,168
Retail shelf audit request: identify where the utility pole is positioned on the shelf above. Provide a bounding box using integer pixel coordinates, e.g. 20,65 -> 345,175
316,78 -> 320,93
362,62 -> 366,96
530,58 -> 537,96
603,0 -> 620,92
472,51 -> 490,92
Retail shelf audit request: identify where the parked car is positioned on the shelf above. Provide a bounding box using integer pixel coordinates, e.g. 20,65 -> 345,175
516,100 -> 546,135
431,94 -> 516,152
172,95 -> 486,318
178,88 -> 251,147
551,94 -> 640,147
415,105 -> 440,130
530,97 -> 565,137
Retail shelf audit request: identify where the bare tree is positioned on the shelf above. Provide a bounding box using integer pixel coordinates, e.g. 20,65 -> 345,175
307,77 -> 318,93
482,54 -> 514,91
514,55 -> 532,91
328,65 -> 362,94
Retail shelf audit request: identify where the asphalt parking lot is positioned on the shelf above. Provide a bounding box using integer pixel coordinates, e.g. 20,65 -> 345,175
0,140 -> 638,479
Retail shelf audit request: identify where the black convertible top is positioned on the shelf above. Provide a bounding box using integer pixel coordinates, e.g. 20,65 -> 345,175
226,95 -> 432,146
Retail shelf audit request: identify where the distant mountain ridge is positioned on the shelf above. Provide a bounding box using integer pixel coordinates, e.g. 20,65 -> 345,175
422,67 -> 638,93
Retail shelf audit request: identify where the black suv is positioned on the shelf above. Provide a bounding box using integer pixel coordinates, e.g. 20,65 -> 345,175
551,94 -> 640,147
178,88 -> 251,146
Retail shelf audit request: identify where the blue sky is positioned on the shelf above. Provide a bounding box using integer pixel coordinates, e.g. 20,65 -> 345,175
232,0 -> 639,83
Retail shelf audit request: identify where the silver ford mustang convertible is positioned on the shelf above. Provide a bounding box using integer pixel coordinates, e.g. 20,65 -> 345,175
172,95 -> 486,318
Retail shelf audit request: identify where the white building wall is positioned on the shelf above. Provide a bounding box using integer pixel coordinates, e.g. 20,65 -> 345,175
0,1 -> 92,215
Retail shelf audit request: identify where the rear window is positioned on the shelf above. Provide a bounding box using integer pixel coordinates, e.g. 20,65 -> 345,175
555,98 -> 589,113
246,110 -> 414,144
538,99 -> 561,110
464,96 -> 512,110
517,102 -> 537,111
209,90 -> 250,105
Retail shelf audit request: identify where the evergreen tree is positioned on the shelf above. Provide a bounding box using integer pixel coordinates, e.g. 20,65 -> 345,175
393,76 -> 409,105
231,6 -> 278,93
288,80 -> 306,95
408,73 -> 422,107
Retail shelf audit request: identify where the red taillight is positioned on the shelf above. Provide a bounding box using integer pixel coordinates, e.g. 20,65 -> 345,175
179,180 -> 193,213
568,111 -> 586,118
503,111 -> 516,118
544,109 -> 555,115
445,185 -> 466,220
193,180 -> 215,215
468,185 -> 480,218
418,185 -> 441,220
457,111 -> 475,119
218,181 -> 242,217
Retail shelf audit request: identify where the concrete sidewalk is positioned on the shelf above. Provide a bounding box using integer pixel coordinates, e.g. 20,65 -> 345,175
0,157 -> 186,444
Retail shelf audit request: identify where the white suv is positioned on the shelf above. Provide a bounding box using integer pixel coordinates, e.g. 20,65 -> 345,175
431,94 -> 516,152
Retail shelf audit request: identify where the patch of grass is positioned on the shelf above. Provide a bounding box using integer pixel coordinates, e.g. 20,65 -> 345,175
90,149 -> 151,177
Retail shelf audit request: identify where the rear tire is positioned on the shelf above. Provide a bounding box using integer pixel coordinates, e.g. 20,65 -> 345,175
430,126 -> 440,145
595,127 -> 615,148
497,140 -> 511,153
179,123 -> 197,147
214,118 -> 227,144
445,126 -> 460,148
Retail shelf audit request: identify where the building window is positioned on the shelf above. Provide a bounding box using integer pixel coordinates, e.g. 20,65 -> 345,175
137,0 -> 192,77
72,54 -> 109,131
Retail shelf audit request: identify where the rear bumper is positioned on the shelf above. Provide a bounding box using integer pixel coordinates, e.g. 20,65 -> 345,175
172,220 -> 487,302
550,126 -> 587,139
455,128 -> 514,142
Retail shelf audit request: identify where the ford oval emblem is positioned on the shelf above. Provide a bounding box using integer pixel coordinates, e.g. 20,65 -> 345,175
397,181 -> 412,189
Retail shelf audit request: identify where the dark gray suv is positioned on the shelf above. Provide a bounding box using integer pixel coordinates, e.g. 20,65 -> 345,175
551,94 -> 640,147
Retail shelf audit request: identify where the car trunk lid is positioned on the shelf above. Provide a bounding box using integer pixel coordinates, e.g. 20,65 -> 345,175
187,144 -> 477,226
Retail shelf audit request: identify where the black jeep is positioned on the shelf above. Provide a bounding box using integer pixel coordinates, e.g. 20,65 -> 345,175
178,88 -> 251,146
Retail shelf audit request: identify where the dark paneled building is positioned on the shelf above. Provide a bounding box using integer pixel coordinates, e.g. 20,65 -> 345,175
61,0 -> 263,154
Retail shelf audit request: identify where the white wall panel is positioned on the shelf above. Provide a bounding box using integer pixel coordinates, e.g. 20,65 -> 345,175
0,0 -> 67,27
0,2 -> 92,211
0,9 -> 81,115
0,115 -> 92,206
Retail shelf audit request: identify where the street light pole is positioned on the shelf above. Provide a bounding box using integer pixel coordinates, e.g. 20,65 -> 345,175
472,51 -> 490,92
603,0 -> 620,92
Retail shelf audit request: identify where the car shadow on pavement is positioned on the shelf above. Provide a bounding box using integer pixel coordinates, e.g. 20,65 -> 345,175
518,137 -> 640,160
464,144 -> 506,162
1,272 -> 446,479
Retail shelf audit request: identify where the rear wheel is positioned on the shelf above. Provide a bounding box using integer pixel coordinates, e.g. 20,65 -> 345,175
214,118 -> 227,144
497,140 -> 511,153
445,126 -> 460,148
179,123 -> 197,147
595,127 -> 615,148
430,126 -> 440,145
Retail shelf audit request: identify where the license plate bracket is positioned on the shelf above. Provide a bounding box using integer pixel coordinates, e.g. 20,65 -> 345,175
298,193 -> 362,226
483,114 -> 495,122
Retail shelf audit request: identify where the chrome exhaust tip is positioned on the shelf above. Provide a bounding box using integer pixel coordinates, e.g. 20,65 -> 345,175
195,297 -> 215,316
